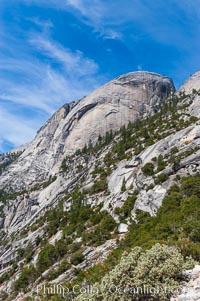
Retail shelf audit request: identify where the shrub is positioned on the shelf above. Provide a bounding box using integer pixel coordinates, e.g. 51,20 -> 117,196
146,183 -> 154,191
117,193 -> 137,218
69,242 -> 82,253
157,154 -> 166,172
71,251 -> 84,266
155,173 -> 169,184
47,259 -> 71,281
73,176 -> 200,296
37,244 -> 58,273
181,176 -> 200,197
0,271 -> 11,284
79,207 -> 93,222
170,146 -> 179,154
142,162 -> 154,176
14,265 -> 37,292
76,244 -> 195,301
92,177 -> 108,193
83,213 -> 117,247
121,177 -> 126,192
99,215 -> 116,232
24,242 -> 34,263
0,291 -> 8,301
135,209 -> 151,224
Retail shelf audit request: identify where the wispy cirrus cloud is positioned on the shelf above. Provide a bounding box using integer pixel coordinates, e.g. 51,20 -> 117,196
29,35 -> 98,76
26,17 -> 54,31
0,36 -> 100,110
0,104 -> 36,152
61,0 -> 123,40
0,16 -> 103,152
66,0 -> 105,21
21,0 -> 200,45
1,0 -> 200,153
19,0 -> 122,40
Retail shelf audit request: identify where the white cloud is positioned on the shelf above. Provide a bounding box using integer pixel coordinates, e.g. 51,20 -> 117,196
0,50 -> 101,123
65,0 -> 124,40
18,0 -> 200,46
29,35 -> 98,76
0,105 -> 37,152
27,17 -> 54,31
2,0 -> 200,152
0,26 -> 104,152
0,57 -> 73,113
23,1 -> 198,47
20,0 -> 122,40
99,29 -> 122,40
66,0 -> 105,23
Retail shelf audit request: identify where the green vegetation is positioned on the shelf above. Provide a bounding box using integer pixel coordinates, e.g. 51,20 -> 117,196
60,156 -> 69,173
60,93 -> 197,175
46,259 -> 71,281
14,265 -> 38,293
62,175 -> 200,296
82,213 -> 117,246
12,188 -> 118,291
71,251 -> 84,265
0,269 -> 15,285
76,244 -> 195,301
157,154 -> 166,172
37,243 -> 60,273
155,173 -> 169,184
121,177 -> 126,192
0,189 -> 26,205
11,174 -> 200,296
121,176 -> 200,260
0,151 -> 22,175
15,240 -> 70,292
92,176 -> 108,194
6,179 -> 200,299
115,191 -> 138,220
142,162 -> 154,176
91,165 -> 110,194
2,91 -> 200,299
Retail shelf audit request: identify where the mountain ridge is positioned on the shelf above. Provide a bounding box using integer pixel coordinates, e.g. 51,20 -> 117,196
0,70 -> 200,301
0,71 -> 174,191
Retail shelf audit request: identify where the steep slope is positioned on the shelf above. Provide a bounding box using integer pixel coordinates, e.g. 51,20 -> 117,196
178,70 -> 200,117
0,71 -> 174,191
179,70 -> 200,95
1,71 -> 200,301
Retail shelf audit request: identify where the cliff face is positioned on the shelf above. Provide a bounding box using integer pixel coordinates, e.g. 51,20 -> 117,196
1,70 -> 200,300
0,71 -> 174,190
178,71 -> 200,95
178,70 -> 200,118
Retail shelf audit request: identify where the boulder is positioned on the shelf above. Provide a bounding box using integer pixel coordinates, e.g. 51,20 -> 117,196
118,223 -> 128,233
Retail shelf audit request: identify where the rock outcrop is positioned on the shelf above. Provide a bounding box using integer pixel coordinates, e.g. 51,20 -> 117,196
178,71 -> 200,95
171,265 -> 200,301
178,70 -> 200,118
1,70 -> 200,301
0,71 -> 174,190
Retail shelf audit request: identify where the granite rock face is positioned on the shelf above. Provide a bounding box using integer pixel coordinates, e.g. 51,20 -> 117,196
0,71 -> 174,191
178,71 -> 200,95
171,265 -> 200,301
178,70 -> 200,118
1,71 -> 200,299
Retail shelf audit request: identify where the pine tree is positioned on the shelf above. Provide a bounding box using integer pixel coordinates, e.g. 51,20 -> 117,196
121,177 -> 126,192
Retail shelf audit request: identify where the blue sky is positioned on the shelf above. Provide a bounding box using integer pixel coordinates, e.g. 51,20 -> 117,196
0,0 -> 200,153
